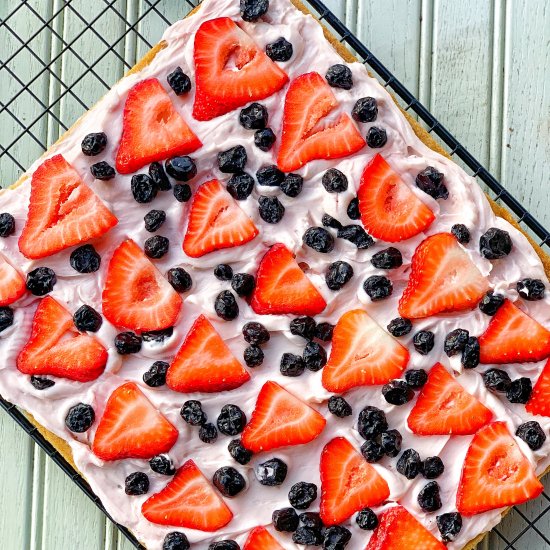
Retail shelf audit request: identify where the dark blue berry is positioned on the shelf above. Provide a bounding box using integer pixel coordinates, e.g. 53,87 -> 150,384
482,368 -> 511,393
352,97 -> 378,123
405,369 -> 428,389
380,429 -> 402,457
81,132 -> 107,156
173,183 -> 192,202
240,0 -> 269,22
451,223 -> 470,243
328,396 -> 352,418
26,267 -> 56,295
479,227 -> 512,259
266,37 -> 293,62
387,317 -> 412,337
214,264 -> 233,281
217,404 -> 247,436
290,316 -> 316,340
149,161 -> 171,191
357,406 -> 388,440
326,261 -> 353,290
0,307 -> 14,333
167,67 -> 191,95
337,224 -> 374,249
144,209 -> 166,232
461,336 -> 480,368
65,403 -> 95,432
244,345 -> 264,367
413,330 -> 435,354
215,290 -> 239,320
346,197 -> 360,220
366,126 -> 387,148
356,508 -> 378,530
516,421 -> 546,451
363,275 -> 392,301
163,532 -> 190,550
242,322 -> 270,345
361,439 -> 384,463
517,278 -> 545,301
239,103 -> 268,130
213,466 -> 246,497
422,456 -> 445,479
288,481 -> 317,509
218,146 -> 247,173
322,168 -> 348,193
254,128 -> 276,151
256,458 -> 287,486
131,174 -> 158,203
273,507 -> 299,532
125,472 -> 149,495
371,247 -> 402,269
303,227 -> 334,253
258,196 -> 285,223
227,173 -> 254,200
141,327 -> 173,343
143,361 -> 169,387
280,352 -> 305,377
444,328 -> 469,356
90,161 -> 115,180
180,400 -> 207,426
70,244 -> 101,273
228,439 -> 253,465
0,213 -> 15,237
167,267 -> 192,293
166,156 -> 197,181
303,341 -> 327,371
415,166 -> 448,199
323,525 -> 352,550
73,305 -> 102,332
114,332 -> 142,354
315,322 -> 334,341
382,380 -> 414,405
231,273 -> 255,296
506,377 -> 532,404
144,235 -> 169,259
150,454 -> 176,476
199,422 -> 218,444
437,512 -> 462,543
396,448 -> 422,479
280,173 -> 303,197
256,164 -> 285,186
322,214 -> 342,230
418,481 -> 442,512
30,376 -> 55,390
325,64 -> 353,89
479,290 -> 505,315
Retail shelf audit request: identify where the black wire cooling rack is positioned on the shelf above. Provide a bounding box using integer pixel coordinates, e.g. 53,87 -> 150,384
1,1 -> 549,549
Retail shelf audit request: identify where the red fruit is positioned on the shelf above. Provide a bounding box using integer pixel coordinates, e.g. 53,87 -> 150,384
92,382 -> 178,461
398,232 -> 489,319
366,505 -> 446,550
241,381 -> 326,453
183,179 -> 259,258
193,17 -> 288,121
102,239 -> 182,332
407,363 -> 493,435
277,72 -> 365,172
526,358 -> 550,416
166,315 -> 250,393
358,154 -> 435,242
456,421 -> 543,515
243,526 -> 284,550
142,459 -> 233,531
0,255 -> 25,306
116,78 -> 202,174
479,299 -> 550,364
319,437 -> 390,526
17,296 -> 107,382
322,309 -> 409,393
250,243 -> 326,316
19,155 -> 118,259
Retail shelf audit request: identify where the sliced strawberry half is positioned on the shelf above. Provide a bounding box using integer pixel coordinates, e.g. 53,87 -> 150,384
250,243 -> 326,316
19,155 -> 118,259
102,239 -> 182,332
407,363 -> 493,435
456,421 -> 543,515
479,299 -> 550,364
322,309 -> 409,393
277,72 -> 365,172
243,526 -> 284,550
366,505 -> 446,550
526,359 -> 550,416
166,314 -> 250,393
17,296 -> 107,382
183,179 -> 259,258
116,78 -> 202,174
358,154 -> 435,242
92,382 -> 178,461
142,459 -> 233,530
0,254 -> 25,306
193,18 -> 288,121
320,437 -> 390,526
241,380 -> 326,453
398,232 -> 489,319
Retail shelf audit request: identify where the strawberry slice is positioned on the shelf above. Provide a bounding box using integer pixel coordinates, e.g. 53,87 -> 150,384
102,239 -> 182,332
192,17 -> 288,121
241,380 -> 326,453
456,421 -> 543,515
358,154 -> 435,243
116,78 -> 202,174
398,232 -> 489,319
407,363 -> 493,435
322,309 -> 409,393
277,72 -> 365,172
183,179 -> 259,258
319,437 -> 390,526
366,505 -> 446,550
142,459 -> 232,530
17,296 -> 107,382
166,314 -> 250,393
250,243 -> 326,316
19,155 -> 118,259
243,526 -> 284,550
479,299 -> 550,364
526,359 -> 550,416
92,382 -> 178,461
0,254 -> 25,306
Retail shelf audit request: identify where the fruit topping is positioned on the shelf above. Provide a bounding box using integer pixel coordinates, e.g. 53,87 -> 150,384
280,352 -> 305,377
255,457 -> 288,486
417,481 -> 442,512
412,330 -> 435,355
303,227 -> 334,253
150,454 -> 176,476
526,359 -> 550,417
303,341 -> 327,371
180,400 -> 207,426
479,227 -> 512,259
90,161 -> 115,180
322,168 -> 348,193
144,235 -> 169,259
371,247 -> 403,269
65,403 -> 95,433
451,223 -> 471,243
143,361 -> 169,388
280,173 -> 303,197
213,466 -> 246,497
325,64 -> 353,89
125,472 -> 149,496
387,317 -> 413,337
363,275 -> 393,301
516,421 -> 547,451
173,184 -> 192,202
218,145 -> 247,174
217,404 -> 247,436
366,126 -> 387,148
167,267 -> 192,293
516,277 -> 545,301
165,156 -> 197,181
382,380 -> 414,405
415,166 -> 448,200
73,305 -> 102,333
167,67 -> 191,95
0,255 -> 25,306
0,213 -> 15,237
81,132 -> 107,156
337,224 -> 374,249
240,0 -> 269,22
228,439 -> 253,465
352,97 -> 378,122
272,508 -> 299,532
215,290 -> 239,320
239,103 -> 268,130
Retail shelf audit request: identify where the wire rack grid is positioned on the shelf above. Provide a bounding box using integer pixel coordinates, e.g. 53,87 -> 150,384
0,0 -> 549,549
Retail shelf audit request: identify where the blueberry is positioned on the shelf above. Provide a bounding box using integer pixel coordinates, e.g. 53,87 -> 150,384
325,261 -> 353,290
303,341 -> 327,371
482,368 -> 511,393
328,396 -> 352,418
382,380 -> 414,405
352,97 -> 378,123
26,267 -> 57,296
243,345 -> 264,367
258,196 -> 285,223
144,209 -> 166,232
73,305 -> 102,332
451,224 -> 471,244
266,37 -> 293,62
167,267 -> 192,293
214,264 -> 233,281
346,197 -> 360,220
173,183 -> 192,202
380,429 -> 402,457
356,508 -> 378,530
506,377 -> 532,404
217,404 -> 247,436
418,481 -> 442,512
256,164 -> 285,187
30,376 -> 55,390
479,227 -> 512,259
479,290 -> 505,315
461,336 -> 480,369
415,166 -> 448,200
337,225 -> 374,249
239,102 -> 268,130
516,421 -> 546,451
218,146 -> 247,173
361,439 -> 384,463
303,227 -> 334,253
141,327 -> 173,343
357,406 -> 388,440
165,156 -> 197,181
0,212 -> 15,237
65,403 -> 95,433
322,168 -> 348,193
363,275 -> 393,301
228,439 -> 253,465
280,173 -> 303,197
143,361 -> 169,387
256,457 -> 287,486
254,128 -> 276,151
125,472 -> 149,496
149,454 -> 176,476
366,126 -> 387,148
371,247 -> 403,269
387,317 -> 413,337
231,273 -> 255,297
227,173 -> 255,200
0,307 -> 14,333
517,278 -> 545,301
114,332 -> 142,354
180,400 -> 207,426
149,161 -> 171,191
437,512 -> 463,543
413,330 -> 435,355
325,64 -> 353,89
293,526 -> 323,546
240,0 -> 269,22
81,132 -> 107,156
323,525 -> 352,550
167,67 -> 191,95
90,161 -> 115,180
199,422 -> 218,444
299,512 -> 324,530
214,290 -> 239,320
288,481 -> 317,509
280,352 -> 305,377
322,214 -> 342,230
396,448 -> 422,479
131,173 -> 158,203
70,244 -> 101,273
444,328 -> 469,356
315,322 -> 334,342
208,543 -> 239,550
163,532 -> 190,550
144,235 -> 169,259
405,369 -> 428,389
242,322 -> 270,345
213,466 -> 246,497
272,507 -> 299,532
422,456 -> 445,479
290,316 -> 317,340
